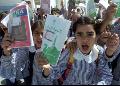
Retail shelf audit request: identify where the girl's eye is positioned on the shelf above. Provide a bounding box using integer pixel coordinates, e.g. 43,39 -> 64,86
87,32 -> 94,37
76,32 -> 83,37
76,32 -> 94,37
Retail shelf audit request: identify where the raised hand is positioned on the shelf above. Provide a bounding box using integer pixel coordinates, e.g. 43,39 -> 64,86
106,33 -> 119,57
105,3 -> 117,20
34,52 -> 51,76
101,3 -> 117,33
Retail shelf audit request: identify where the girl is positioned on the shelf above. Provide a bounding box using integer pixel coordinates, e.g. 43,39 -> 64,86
0,20 -> 44,85
33,16 -> 112,85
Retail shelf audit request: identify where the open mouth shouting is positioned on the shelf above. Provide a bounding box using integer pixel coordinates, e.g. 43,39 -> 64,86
81,44 -> 90,54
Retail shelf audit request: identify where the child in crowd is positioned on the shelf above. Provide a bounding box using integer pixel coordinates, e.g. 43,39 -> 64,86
0,20 -> 44,85
32,16 -> 113,85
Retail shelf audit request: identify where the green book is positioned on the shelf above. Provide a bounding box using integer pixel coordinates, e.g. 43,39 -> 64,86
41,15 -> 71,65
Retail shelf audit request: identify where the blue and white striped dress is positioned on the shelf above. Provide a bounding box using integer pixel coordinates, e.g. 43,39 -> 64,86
32,45 -> 112,85
0,47 -> 30,83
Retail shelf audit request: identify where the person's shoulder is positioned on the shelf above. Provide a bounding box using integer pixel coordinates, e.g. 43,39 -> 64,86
96,45 -> 105,57
96,44 -> 105,54
96,45 -> 108,62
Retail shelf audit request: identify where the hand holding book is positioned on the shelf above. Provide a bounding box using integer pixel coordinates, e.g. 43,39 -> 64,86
34,52 -> 51,77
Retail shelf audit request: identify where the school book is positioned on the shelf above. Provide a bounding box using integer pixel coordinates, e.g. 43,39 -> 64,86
41,15 -> 71,65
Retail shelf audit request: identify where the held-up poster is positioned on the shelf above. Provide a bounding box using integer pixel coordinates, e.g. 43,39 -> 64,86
99,0 -> 109,9
112,0 -> 120,18
41,15 -> 71,65
86,0 -> 97,19
1,4 -> 34,48
40,0 -> 51,14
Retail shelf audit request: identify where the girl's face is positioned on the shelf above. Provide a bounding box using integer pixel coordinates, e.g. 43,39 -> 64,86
33,27 -> 43,49
99,30 -> 111,44
75,24 -> 96,54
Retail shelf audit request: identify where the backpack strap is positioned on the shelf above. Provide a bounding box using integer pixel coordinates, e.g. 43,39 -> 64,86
57,47 -> 75,85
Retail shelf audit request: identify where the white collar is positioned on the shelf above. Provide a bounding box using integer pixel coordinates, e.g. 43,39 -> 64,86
74,45 -> 99,63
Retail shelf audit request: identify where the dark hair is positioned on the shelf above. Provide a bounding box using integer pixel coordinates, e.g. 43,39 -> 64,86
94,19 -> 102,35
31,20 -> 44,33
77,8 -> 80,12
0,27 -> 5,34
72,16 -> 102,35
72,16 -> 94,33
0,12 -> 7,21
94,0 -> 100,3
25,1 -> 31,4
51,8 -> 60,15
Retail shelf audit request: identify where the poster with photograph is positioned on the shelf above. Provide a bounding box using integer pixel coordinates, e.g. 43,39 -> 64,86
40,0 -> 51,14
1,4 -> 34,48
